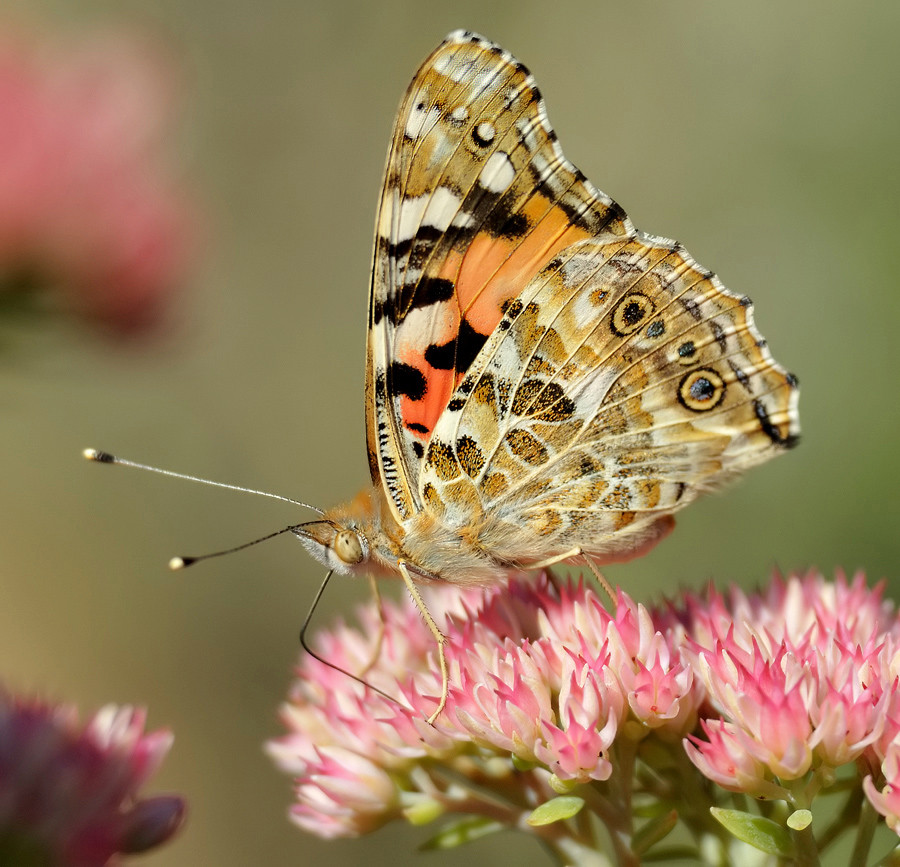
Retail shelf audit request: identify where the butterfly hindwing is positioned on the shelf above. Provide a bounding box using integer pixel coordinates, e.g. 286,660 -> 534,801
419,231 -> 799,565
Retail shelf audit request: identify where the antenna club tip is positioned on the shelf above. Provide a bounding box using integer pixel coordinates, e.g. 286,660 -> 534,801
168,557 -> 188,571
83,448 -> 115,463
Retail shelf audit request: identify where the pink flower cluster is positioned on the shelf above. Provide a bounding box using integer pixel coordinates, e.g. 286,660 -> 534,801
267,574 -> 700,837
0,25 -> 196,334
0,689 -> 184,865
678,574 -> 900,803
268,570 -> 900,844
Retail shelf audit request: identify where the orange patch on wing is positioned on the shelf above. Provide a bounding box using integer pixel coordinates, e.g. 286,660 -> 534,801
399,390 -> 442,439
396,199 -> 594,441
394,300 -> 458,439
455,200 -> 594,332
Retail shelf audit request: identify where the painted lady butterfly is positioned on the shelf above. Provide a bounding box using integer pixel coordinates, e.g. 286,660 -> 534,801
288,31 -> 800,719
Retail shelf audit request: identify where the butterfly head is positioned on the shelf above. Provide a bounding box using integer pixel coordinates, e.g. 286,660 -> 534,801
292,520 -> 369,575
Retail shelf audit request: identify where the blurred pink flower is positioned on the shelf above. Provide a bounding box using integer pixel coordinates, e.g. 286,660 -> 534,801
0,24 -> 197,334
0,688 -> 184,865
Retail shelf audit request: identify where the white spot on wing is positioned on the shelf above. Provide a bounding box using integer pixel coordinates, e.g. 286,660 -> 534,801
423,187 -> 464,232
377,188 -> 400,241
381,188 -> 465,243
516,116 -> 541,151
476,121 -> 496,143
479,151 -> 516,193
405,101 -> 440,140
393,300 -> 455,343
450,105 -> 469,124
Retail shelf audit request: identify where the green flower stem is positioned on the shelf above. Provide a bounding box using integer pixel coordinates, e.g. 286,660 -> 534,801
849,796 -> 880,867
791,822 -> 822,867
584,739 -> 643,866
424,763 -> 611,863
817,783 -> 863,851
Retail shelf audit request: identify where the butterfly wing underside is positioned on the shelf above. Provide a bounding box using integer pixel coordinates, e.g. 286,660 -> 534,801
367,31 -> 799,562
366,30 -> 631,523
419,235 -> 799,565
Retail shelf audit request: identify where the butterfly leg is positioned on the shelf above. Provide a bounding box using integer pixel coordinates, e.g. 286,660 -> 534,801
526,548 -> 615,600
357,574 -> 385,678
398,560 -> 448,725
524,547 -> 583,571
581,554 -> 615,603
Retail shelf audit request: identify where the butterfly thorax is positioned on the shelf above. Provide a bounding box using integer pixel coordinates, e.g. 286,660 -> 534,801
293,484 -> 517,586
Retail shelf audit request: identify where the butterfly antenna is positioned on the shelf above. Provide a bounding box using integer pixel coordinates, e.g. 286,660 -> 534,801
83,448 -> 324,513
168,525 -> 302,570
299,569 -> 405,709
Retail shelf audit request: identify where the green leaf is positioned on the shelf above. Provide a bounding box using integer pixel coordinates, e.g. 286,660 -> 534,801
527,796 -> 585,826
402,798 -> 445,826
710,808 -> 795,857
787,809 -> 812,830
420,817 -> 505,850
633,809 -> 678,856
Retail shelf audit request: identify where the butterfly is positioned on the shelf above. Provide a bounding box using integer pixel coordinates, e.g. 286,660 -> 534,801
292,31 -> 800,720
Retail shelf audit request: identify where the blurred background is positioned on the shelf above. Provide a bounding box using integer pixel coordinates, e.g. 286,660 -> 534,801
0,0 -> 897,864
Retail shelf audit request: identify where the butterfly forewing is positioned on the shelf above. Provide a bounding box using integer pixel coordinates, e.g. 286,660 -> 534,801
367,31 -> 630,523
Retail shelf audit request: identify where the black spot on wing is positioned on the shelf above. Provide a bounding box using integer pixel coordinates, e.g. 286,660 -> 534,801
381,225 -> 443,262
424,338 -> 455,370
711,320 -> 727,353
728,361 -> 752,393
681,296 -> 702,321
414,277 -> 455,308
472,124 -> 494,148
389,361 -> 427,401
458,376 -> 476,395
501,298 -> 523,317
455,319 -> 490,372
424,318 -> 490,374
754,399 -> 800,448
496,211 -> 530,238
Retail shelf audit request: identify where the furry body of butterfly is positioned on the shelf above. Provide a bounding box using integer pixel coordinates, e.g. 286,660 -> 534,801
294,485 -> 676,587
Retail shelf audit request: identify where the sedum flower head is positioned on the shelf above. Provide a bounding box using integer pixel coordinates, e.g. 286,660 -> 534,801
681,572 -> 899,796
268,574 -> 700,850
269,569 -> 900,864
0,689 -> 184,866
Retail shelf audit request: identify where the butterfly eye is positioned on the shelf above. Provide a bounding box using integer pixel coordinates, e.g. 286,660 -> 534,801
333,529 -> 364,565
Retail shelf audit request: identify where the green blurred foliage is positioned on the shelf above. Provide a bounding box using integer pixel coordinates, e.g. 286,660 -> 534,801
0,1 -> 898,865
